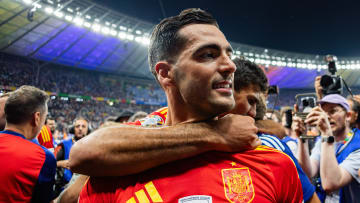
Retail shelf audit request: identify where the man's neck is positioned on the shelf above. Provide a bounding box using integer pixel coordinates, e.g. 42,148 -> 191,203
334,127 -> 350,142
165,90 -> 211,126
5,124 -> 35,140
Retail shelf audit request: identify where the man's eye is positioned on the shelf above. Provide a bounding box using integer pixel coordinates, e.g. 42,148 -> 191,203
201,52 -> 216,59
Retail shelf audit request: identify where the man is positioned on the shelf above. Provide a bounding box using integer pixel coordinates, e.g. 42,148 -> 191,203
0,93 -> 9,131
54,117 -> 89,195
346,96 -> 360,129
38,117 -> 56,150
0,85 -> 56,202
73,8 -> 302,202
230,58 -> 318,203
294,94 -> 360,202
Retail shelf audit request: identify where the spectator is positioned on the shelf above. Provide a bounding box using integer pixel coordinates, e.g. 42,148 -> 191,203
54,117 -> 89,196
294,94 -> 360,202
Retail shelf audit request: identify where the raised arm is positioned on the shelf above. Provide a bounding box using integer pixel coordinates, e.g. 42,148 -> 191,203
69,114 -> 260,176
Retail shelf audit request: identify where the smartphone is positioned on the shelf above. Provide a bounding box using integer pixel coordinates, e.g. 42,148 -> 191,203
295,93 -> 318,138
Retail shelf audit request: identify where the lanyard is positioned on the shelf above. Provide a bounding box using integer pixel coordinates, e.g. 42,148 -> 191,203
335,129 -> 354,155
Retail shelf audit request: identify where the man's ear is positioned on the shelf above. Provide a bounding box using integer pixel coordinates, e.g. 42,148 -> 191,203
347,111 -> 355,122
32,112 -> 41,127
155,62 -> 174,88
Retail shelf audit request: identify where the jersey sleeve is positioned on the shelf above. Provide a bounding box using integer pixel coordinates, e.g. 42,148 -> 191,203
260,134 -> 314,202
31,147 -> 57,203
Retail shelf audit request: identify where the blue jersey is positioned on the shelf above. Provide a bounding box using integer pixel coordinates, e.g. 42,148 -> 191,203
259,133 -> 315,202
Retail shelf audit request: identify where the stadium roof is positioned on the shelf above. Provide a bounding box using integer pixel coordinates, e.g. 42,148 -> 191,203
1,0 -> 360,88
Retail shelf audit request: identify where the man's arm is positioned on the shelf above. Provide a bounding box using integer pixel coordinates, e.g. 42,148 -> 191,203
56,175 -> 88,203
305,106 -> 353,192
69,114 -> 260,176
292,116 -> 319,178
320,142 -> 353,192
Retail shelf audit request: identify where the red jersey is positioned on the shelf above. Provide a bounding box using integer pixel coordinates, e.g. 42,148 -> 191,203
37,125 -> 54,149
79,145 -> 302,203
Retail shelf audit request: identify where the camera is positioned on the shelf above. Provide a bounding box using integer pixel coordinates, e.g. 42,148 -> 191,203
320,55 -> 343,95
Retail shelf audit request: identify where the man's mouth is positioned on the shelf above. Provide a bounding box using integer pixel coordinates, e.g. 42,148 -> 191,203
213,80 -> 232,95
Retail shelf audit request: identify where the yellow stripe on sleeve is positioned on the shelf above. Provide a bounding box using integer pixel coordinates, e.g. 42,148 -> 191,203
145,181 -> 163,202
135,189 -> 150,203
126,197 -> 136,203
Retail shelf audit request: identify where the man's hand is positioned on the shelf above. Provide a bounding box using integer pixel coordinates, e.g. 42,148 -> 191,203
314,76 -> 323,100
305,106 -> 332,136
210,114 -> 260,152
57,160 -> 70,169
292,116 -> 306,137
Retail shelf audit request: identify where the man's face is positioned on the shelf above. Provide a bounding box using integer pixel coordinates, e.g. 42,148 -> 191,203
347,99 -> 358,126
46,119 -> 56,133
0,96 -> 8,131
34,105 -> 48,138
74,119 -> 88,139
321,103 -> 349,136
230,84 -> 261,118
171,24 -> 236,117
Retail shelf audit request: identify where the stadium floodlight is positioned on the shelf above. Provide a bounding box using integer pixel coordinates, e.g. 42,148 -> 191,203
235,51 -> 241,55
120,26 -> 127,31
126,34 -> 134,41
141,37 -> 150,45
67,8 -> 73,13
65,15 -> 73,22
73,17 -> 84,26
110,29 -> 117,36
92,23 -> 101,32
136,30 -> 142,35
118,31 -> 127,39
33,2 -> 42,8
83,21 -> 91,28
44,7 -> 54,14
135,36 -> 142,43
23,0 -> 32,5
85,15 -> 91,19
54,11 -> 64,18
102,27 -> 110,35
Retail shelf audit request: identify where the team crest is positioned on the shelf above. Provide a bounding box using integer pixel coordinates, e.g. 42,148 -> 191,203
221,168 -> 254,203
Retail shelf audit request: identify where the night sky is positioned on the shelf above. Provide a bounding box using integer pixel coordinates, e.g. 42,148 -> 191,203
93,0 -> 360,57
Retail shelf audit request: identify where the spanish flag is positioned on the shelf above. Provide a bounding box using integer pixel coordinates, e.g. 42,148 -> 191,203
37,125 -> 54,150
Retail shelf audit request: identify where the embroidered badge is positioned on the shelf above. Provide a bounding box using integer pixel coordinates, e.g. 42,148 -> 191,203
222,168 -> 254,203
178,195 -> 212,203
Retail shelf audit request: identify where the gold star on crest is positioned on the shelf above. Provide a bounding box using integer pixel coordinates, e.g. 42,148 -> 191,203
230,162 -> 236,167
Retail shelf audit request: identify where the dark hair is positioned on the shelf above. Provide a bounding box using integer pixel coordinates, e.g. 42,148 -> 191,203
5,85 -> 49,124
233,58 -> 268,93
45,117 -> 55,124
148,8 -> 218,82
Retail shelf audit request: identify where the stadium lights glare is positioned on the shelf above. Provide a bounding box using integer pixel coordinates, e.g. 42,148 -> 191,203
83,21 -> 91,28
102,27 -> 110,35
22,0 -> 32,5
126,34 -> 134,41
92,24 -> 101,32
65,15 -> 73,22
110,29 -> 117,36
44,7 -> 54,14
118,32 -> 127,39
136,30 -> 142,35
120,26 -> 127,31
73,17 -> 84,26
54,11 -> 64,18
